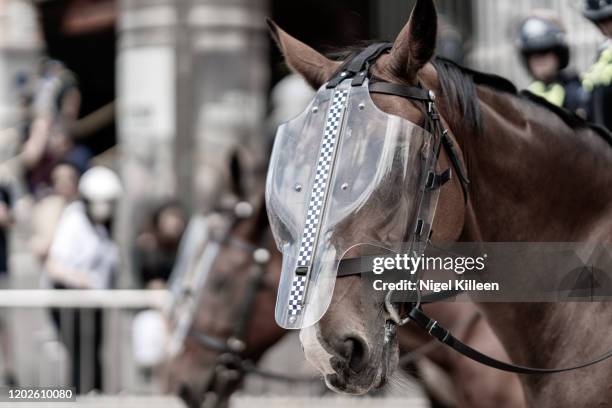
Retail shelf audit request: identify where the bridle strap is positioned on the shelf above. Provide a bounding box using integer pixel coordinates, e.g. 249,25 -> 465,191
408,307 -> 612,374
441,132 -> 471,189
231,265 -> 264,342
369,80 -> 470,202
336,260 -> 463,303
327,43 -> 392,88
369,81 -> 434,102
190,330 -> 233,353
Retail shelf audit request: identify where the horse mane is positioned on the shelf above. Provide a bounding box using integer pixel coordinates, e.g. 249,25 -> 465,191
433,57 -> 612,146
519,90 -> 612,146
328,44 -> 612,145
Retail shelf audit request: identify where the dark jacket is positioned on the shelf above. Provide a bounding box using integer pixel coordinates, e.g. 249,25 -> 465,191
583,41 -> 612,131
0,186 -> 12,275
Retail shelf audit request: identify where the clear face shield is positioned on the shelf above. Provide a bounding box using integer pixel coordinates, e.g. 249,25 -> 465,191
266,78 -> 441,329
166,201 -> 259,355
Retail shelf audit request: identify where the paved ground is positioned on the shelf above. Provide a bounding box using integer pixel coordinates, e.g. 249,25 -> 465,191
239,331 -> 430,405
231,396 -> 429,408
0,396 -> 187,408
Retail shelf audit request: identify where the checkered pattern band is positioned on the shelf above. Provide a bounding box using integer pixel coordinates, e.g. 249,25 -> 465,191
288,88 -> 350,316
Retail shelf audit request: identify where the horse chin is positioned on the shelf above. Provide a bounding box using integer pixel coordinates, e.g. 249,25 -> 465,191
324,366 -> 382,395
323,339 -> 398,395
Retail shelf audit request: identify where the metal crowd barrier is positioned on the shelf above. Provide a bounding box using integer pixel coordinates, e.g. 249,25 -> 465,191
0,290 -> 168,309
0,290 -> 171,395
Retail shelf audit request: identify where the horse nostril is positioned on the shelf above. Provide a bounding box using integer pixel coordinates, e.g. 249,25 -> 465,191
343,336 -> 368,373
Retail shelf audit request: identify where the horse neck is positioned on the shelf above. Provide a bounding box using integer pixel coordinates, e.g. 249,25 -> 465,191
457,85 -> 612,243
442,85 -> 612,383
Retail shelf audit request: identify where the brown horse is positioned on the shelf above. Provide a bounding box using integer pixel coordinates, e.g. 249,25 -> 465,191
164,195 -> 524,408
268,0 -> 612,407
163,199 -> 287,408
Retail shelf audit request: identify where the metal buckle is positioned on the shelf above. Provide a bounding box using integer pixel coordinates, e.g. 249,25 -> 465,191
427,320 -> 438,335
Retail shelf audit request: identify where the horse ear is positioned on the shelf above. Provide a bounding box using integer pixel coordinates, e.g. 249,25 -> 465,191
267,19 -> 340,89
388,0 -> 438,80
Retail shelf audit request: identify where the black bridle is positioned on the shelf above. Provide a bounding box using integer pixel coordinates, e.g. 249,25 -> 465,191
332,43 -> 612,375
186,205 -> 318,408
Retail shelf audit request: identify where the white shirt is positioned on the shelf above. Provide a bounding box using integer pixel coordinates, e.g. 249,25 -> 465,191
48,201 -> 118,289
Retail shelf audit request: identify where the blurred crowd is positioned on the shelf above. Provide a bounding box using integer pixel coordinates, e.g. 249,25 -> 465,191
516,5 -> 612,128
0,59 -> 189,392
0,0 -> 609,396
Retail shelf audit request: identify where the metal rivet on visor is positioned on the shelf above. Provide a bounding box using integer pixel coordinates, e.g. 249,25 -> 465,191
358,103 -> 365,111
341,183 -> 349,190
294,183 -> 302,192
312,106 -> 319,114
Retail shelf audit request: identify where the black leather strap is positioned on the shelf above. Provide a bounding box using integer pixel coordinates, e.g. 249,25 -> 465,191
368,80 -> 470,202
369,82 -> 433,102
408,307 -> 612,374
426,169 -> 452,191
441,132 -> 470,188
337,257 -> 371,277
327,43 -> 392,88
417,288 -> 463,304
350,44 -> 392,86
336,259 -> 463,304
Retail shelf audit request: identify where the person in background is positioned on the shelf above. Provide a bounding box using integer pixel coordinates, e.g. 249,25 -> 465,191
517,12 -> 588,117
132,201 -> 186,378
30,159 -> 81,263
0,185 -> 16,386
45,165 -> 121,393
19,59 -> 91,199
136,200 -> 187,289
582,0 -> 612,131
438,15 -> 469,65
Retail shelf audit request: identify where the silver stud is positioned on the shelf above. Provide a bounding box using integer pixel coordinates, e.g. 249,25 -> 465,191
234,201 -> 253,219
227,337 -> 246,353
253,248 -> 270,264
294,183 -> 302,192
341,183 -> 349,190
358,103 -> 366,111
312,106 -> 319,114
340,71 -> 347,77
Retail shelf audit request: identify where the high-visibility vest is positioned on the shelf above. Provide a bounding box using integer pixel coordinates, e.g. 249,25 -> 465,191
528,81 -> 566,107
582,45 -> 612,92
